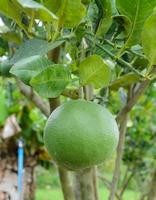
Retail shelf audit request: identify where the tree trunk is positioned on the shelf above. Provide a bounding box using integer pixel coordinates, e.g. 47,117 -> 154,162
0,156 -> 36,200
79,168 -> 95,200
58,166 -> 75,200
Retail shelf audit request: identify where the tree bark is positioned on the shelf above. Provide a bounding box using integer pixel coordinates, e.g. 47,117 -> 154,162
58,166 -> 75,200
0,156 -> 36,200
79,168 -> 95,200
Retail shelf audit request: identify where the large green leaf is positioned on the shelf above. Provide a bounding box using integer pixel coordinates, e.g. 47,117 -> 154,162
96,0 -> 113,36
58,0 -> 86,28
17,0 -> 58,22
10,38 -> 64,64
30,64 -> 71,98
116,0 -> 156,47
142,12 -> 156,66
79,55 -> 111,88
10,55 -> 52,85
110,73 -> 140,90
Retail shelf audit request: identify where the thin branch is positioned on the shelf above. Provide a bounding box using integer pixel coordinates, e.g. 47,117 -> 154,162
16,79 -> 50,117
98,174 -> 111,188
116,79 -> 150,124
120,170 -> 135,197
98,175 -> 120,200
85,34 -> 145,78
109,114 -> 128,200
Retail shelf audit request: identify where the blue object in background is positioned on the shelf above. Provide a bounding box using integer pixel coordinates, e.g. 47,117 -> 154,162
18,139 -> 24,198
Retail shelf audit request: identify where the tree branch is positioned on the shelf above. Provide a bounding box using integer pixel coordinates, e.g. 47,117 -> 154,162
116,79 -> 150,124
120,170 -> 135,197
109,79 -> 151,200
98,175 -> 120,200
109,114 -> 128,200
16,79 -> 50,117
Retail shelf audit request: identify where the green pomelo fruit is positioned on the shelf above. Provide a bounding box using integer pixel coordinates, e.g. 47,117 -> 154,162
44,100 -> 119,170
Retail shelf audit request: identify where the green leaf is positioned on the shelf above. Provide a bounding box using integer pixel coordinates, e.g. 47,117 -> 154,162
0,61 -> 12,77
79,55 -> 111,88
110,73 -> 140,90
116,0 -> 156,47
30,64 -> 71,98
17,0 -> 58,22
10,55 -> 52,85
142,12 -> 156,66
0,0 -> 26,31
58,0 -> 86,28
82,0 -> 90,5
113,15 -> 132,37
10,38 -> 65,64
43,0 -> 63,13
96,0 -> 113,37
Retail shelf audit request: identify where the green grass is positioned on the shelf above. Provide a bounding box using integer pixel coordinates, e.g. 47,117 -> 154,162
36,187 -> 139,200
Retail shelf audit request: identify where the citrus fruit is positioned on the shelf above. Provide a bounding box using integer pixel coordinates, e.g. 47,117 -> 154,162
44,99 -> 119,170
